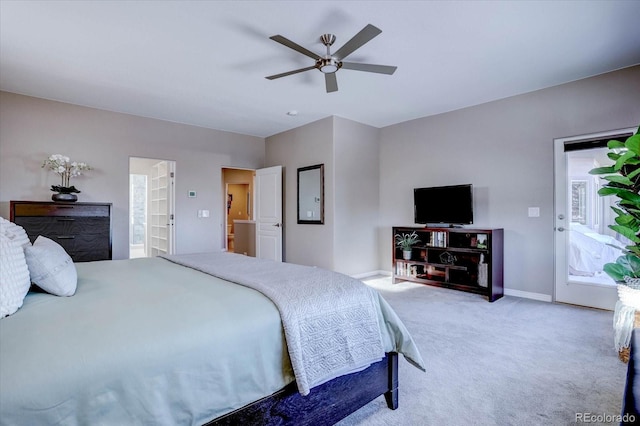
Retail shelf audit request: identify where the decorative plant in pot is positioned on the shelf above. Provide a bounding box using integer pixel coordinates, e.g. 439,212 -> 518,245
42,154 -> 92,202
395,231 -> 421,260
589,126 -> 640,283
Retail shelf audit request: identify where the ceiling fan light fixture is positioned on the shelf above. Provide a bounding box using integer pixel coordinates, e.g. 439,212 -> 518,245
317,57 -> 341,74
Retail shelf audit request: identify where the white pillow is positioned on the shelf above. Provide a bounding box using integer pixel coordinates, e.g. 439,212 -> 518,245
0,233 -> 31,318
0,216 -> 31,249
24,236 -> 77,297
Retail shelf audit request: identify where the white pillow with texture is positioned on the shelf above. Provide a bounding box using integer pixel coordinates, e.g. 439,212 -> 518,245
25,236 -> 77,297
0,233 -> 31,318
0,216 -> 31,249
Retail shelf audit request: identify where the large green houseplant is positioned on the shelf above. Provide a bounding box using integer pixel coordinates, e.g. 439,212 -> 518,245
589,126 -> 640,282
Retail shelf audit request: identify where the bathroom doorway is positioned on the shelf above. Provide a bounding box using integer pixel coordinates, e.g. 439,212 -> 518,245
222,168 -> 255,254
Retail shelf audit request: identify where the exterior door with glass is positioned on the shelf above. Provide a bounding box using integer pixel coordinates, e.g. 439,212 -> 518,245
554,128 -> 635,310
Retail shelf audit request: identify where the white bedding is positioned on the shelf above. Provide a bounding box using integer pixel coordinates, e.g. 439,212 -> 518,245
569,223 -> 622,277
1,257 -> 294,425
162,252 -> 425,396
0,255 -> 425,425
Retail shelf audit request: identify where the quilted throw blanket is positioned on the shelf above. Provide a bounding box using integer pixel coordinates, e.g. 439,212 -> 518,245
161,252 -> 385,396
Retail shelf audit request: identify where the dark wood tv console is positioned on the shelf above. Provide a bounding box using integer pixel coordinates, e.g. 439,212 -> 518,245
392,227 -> 503,302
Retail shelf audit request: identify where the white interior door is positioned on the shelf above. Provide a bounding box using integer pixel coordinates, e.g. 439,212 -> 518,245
255,166 -> 283,261
554,128 -> 635,309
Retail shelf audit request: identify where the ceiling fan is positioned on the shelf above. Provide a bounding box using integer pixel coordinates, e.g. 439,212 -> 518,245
265,24 -> 397,93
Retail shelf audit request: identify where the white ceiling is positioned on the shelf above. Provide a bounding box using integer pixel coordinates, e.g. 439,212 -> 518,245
1,1 -> 639,138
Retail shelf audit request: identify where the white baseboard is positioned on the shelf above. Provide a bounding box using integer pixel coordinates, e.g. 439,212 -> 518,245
504,288 -> 552,302
353,271 -> 553,302
351,270 -> 392,279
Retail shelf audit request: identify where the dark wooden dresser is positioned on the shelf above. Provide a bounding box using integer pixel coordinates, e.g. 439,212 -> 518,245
10,201 -> 112,262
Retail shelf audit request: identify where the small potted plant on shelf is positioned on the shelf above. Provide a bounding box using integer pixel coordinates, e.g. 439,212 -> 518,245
395,231 -> 421,260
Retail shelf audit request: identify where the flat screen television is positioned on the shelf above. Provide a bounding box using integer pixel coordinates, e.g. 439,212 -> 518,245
414,184 -> 473,225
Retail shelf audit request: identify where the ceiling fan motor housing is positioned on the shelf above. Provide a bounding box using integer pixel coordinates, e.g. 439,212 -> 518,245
318,34 -> 340,74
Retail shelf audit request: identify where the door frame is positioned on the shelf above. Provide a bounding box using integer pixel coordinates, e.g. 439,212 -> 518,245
221,166 -> 282,260
222,167 -> 256,252
129,157 -> 176,258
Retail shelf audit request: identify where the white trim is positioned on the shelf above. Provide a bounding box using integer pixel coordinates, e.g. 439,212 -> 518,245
354,271 -> 554,303
351,270 -> 392,279
504,288 -> 553,302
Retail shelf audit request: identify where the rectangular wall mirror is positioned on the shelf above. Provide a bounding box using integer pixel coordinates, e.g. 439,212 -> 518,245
297,164 -> 324,224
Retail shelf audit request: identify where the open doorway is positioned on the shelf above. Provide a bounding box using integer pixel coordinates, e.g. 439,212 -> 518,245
222,168 -> 255,255
129,157 -> 176,258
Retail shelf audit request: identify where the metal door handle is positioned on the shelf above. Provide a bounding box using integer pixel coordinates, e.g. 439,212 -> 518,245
273,223 -> 281,227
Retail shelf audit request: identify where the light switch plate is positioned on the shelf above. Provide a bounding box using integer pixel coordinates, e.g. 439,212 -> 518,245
528,207 -> 540,217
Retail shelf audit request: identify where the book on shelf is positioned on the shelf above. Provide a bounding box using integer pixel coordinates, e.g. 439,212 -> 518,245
478,263 -> 488,287
429,231 -> 447,248
395,260 -> 419,277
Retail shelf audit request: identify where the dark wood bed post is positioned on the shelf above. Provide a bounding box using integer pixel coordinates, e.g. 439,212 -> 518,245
384,352 -> 399,409
207,352 -> 399,425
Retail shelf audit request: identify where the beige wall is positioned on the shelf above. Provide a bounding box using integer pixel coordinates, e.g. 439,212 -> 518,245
265,116 -> 380,275
227,184 -> 250,228
0,92 -> 265,259
2,66 -> 639,289
378,65 -> 640,298
265,117 -> 334,269
333,117 -> 380,275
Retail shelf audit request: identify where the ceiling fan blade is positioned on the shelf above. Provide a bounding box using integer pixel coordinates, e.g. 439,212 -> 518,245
325,73 -> 338,93
341,62 -> 397,75
333,24 -> 382,60
265,65 -> 317,80
269,35 -> 322,60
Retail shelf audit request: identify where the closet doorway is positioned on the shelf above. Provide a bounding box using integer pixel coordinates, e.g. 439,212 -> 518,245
129,157 -> 176,258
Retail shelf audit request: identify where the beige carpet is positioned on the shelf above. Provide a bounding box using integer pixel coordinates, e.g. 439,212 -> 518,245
337,277 -> 628,426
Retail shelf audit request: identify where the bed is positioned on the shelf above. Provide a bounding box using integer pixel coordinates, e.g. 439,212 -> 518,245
623,328 -> 640,425
569,223 -> 623,277
0,221 -> 425,426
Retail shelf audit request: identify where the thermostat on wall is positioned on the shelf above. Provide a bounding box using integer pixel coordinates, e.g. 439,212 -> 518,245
188,190 -> 197,198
